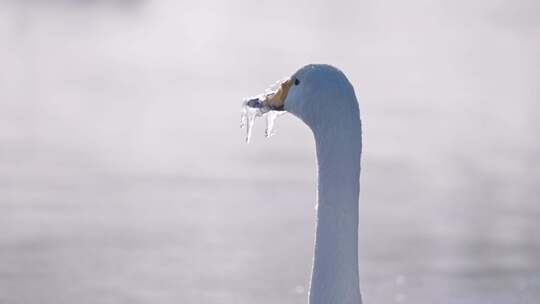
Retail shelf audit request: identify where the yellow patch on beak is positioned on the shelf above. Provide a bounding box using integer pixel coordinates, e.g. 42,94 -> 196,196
265,78 -> 293,109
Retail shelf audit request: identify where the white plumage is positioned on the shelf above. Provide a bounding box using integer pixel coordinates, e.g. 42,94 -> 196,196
244,64 -> 362,304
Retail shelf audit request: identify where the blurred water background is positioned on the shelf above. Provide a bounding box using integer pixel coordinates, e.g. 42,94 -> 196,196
1,0 -> 539,303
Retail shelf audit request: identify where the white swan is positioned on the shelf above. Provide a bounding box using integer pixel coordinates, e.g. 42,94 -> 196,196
244,64 -> 362,304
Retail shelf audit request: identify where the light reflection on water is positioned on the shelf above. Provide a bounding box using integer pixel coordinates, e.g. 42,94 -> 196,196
0,1 -> 539,303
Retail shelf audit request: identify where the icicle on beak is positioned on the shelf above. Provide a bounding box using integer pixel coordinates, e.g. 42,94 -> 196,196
240,77 -> 293,143
246,77 -> 293,111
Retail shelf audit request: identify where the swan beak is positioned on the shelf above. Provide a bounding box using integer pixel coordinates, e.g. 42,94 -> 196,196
265,78 -> 293,111
246,78 -> 293,111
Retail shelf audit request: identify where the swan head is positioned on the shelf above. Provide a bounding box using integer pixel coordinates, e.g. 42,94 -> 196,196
247,64 -> 359,133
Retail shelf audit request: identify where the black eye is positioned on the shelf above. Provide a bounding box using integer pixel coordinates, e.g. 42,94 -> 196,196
294,78 -> 300,85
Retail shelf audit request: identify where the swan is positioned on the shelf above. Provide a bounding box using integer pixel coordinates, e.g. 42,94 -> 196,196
243,64 -> 362,304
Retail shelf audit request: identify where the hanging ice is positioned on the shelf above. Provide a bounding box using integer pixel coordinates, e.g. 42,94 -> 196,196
240,91 -> 285,143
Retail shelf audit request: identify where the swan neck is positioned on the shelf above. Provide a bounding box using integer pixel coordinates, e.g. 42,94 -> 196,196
309,124 -> 362,304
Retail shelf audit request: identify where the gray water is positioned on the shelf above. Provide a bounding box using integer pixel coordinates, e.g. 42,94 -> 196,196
1,1 -> 539,303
